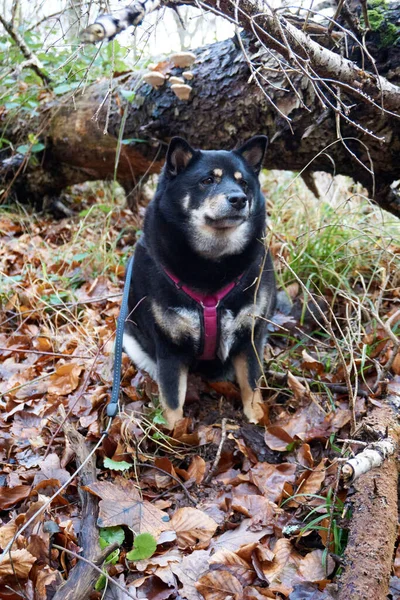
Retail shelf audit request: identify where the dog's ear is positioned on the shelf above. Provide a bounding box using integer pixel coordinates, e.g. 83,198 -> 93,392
236,136 -> 268,174
165,137 -> 196,176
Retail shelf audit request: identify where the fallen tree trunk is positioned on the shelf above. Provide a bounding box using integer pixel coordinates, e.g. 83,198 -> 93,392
337,401 -> 400,600
2,7 -> 400,216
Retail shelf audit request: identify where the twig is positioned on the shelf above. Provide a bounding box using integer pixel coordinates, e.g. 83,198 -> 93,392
205,418 -> 227,483
0,419 -> 111,563
51,416 -> 108,600
0,14 -> 51,85
52,545 -> 137,600
138,462 -> 197,504
265,370 -> 368,398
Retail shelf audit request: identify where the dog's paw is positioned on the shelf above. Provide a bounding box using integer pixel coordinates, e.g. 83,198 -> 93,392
243,390 -> 264,424
163,407 -> 184,431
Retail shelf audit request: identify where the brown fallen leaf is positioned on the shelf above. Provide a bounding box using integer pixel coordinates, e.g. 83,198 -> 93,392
171,549 -> 211,600
0,521 -> 18,550
187,455 -> 206,484
85,478 -> 173,539
0,548 -> 36,580
301,350 -> 324,375
298,549 -> 335,581
231,492 -> 279,531
170,507 -> 218,550
196,569 -> 243,600
211,519 -> 272,553
287,371 -> 308,402
286,459 -> 326,507
249,462 -> 297,503
48,363 -> 83,395
264,426 -> 294,452
0,485 -> 31,510
209,549 -> 256,586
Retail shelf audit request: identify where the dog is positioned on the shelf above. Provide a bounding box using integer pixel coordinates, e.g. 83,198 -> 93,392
123,136 -> 276,429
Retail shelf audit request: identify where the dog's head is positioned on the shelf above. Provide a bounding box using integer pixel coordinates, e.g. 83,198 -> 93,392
156,136 -> 268,260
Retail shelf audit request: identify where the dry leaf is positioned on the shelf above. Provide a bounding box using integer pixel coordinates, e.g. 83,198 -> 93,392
187,456 -> 206,484
209,549 -> 256,586
264,426 -> 294,451
287,371 -> 309,402
0,521 -> 18,550
85,478 -> 172,539
286,460 -> 326,507
48,363 -> 83,395
298,549 -> 335,581
212,519 -> 271,553
249,462 -> 297,503
171,549 -> 210,600
170,507 -> 217,549
0,485 -> 30,510
301,350 -> 324,375
0,548 -> 36,579
196,569 -> 243,600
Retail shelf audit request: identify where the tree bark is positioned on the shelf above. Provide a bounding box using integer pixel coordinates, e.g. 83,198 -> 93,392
2,12 -> 400,216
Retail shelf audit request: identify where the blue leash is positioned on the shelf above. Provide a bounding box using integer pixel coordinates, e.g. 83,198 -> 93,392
107,254 -> 135,418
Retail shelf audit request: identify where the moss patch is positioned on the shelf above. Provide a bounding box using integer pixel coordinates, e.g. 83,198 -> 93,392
365,0 -> 399,47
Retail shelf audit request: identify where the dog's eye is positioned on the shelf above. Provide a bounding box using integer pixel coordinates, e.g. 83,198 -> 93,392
240,180 -> 248,192
201,176 -> 214,185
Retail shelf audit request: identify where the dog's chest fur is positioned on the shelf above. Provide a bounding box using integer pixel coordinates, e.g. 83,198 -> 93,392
150,287 -> 270,362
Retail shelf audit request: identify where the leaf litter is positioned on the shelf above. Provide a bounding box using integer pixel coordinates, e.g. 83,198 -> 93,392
0,184 -> 399,599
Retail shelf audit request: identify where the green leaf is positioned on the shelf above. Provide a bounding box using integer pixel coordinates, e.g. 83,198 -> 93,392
103,457 -> 132,471
126,533 -> 157,561
99,526 -> 125,550
16,144 -> 30,155
31,143 -> 45,153
120,89 -> 136,103
121,138 -> 147,145
53,82 -> 79,95
95,574 -> 106,591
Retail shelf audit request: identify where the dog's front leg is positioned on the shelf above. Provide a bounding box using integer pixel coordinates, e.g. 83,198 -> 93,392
156,351 -> 189,430
233,350 -> 265,424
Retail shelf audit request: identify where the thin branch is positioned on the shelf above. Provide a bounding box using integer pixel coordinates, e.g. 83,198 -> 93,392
0,14 -> 51,85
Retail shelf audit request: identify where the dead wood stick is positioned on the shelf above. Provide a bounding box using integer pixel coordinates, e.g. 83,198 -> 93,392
52,544 -> 136,599
205,418 -> 227,483
52,421 -> 105,600
337,401 -> 400,600
341,437 -> 396,484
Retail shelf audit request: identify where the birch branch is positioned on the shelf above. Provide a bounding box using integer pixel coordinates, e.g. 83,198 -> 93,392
79,0 -> 162,43
342,437 -> 396,485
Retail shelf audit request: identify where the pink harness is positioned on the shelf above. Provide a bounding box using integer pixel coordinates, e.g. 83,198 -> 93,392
163,269 -> 243,361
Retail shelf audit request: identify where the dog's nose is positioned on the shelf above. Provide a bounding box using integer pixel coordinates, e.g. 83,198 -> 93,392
227,194 -> 247,210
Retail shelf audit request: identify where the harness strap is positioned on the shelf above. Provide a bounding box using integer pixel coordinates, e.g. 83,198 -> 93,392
107,254 -> 135,417
163,269 -> 241,361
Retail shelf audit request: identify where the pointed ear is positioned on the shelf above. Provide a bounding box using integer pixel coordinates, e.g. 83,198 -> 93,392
236,135 -> 268,174
165,137 -> 196,176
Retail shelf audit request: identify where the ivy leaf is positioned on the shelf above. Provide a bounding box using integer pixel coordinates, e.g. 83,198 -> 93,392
103,457 -> 132,471
99,526 -> 125,550
126,533 -> 157,561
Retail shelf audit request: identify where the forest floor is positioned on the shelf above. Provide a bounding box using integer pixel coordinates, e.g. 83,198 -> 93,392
0,173 -> 399,600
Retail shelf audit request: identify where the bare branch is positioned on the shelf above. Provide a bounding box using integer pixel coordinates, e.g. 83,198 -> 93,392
0,14 -> 51,85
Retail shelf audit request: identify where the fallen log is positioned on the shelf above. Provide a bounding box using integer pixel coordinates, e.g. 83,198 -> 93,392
337,400 -> 400,600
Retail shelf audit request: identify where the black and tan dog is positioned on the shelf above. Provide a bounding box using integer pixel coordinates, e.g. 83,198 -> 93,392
123,136 -> 276,428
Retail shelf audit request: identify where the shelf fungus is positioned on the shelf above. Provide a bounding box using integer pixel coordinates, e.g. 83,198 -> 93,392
171,83 -> 192,100
168,76 -> 185,85
143,71 -> 166,89
182,71 -> 194,81
170,52 -> 196,68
